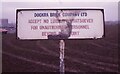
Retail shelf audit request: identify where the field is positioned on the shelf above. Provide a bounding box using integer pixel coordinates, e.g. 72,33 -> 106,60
2,24 -> 119,73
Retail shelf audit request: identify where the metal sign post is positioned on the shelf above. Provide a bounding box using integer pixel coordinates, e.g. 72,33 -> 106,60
60,40 -> 65,74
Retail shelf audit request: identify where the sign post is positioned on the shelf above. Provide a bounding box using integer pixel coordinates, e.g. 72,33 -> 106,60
16,9 -> 104,73
60,40 -> 65,74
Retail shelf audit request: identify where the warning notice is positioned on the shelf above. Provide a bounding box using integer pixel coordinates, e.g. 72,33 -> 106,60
17,9 -> 104,39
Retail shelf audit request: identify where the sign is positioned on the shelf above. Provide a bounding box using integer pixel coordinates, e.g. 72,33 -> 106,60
17,9 -> 104,39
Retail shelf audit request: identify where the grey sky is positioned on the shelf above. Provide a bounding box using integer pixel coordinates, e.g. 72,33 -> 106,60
1,2 -> 118,23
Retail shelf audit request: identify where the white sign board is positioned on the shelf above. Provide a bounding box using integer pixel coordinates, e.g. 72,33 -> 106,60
17,9 -> 104,39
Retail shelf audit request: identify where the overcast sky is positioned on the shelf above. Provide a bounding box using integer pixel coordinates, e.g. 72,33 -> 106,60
1,2 -> 118,23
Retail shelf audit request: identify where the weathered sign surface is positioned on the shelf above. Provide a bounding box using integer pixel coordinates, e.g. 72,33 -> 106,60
17,9 -> 104,39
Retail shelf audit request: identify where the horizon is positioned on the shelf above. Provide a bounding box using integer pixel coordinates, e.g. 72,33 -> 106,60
1,2 -> 118,23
